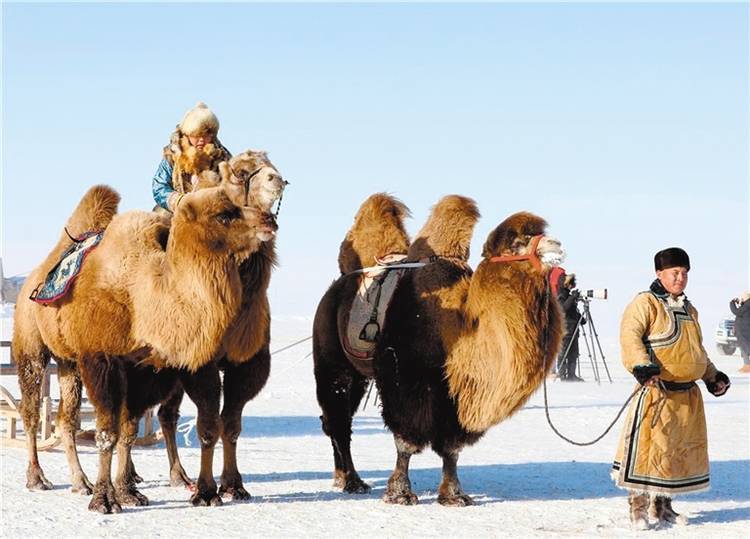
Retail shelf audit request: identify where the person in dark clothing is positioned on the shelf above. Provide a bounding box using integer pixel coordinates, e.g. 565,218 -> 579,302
730,292 -> 750,372
553,270 -> 585,381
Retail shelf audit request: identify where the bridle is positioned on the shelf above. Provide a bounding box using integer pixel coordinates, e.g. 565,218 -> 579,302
229,164 -> 268,207
489,234 -> 544,271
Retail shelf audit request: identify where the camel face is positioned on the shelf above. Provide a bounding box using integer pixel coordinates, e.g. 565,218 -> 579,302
481,211 -> 548,258
219,151 -> 287,212
173,187 -> 277,254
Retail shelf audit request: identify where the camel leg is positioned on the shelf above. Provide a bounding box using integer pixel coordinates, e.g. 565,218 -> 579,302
218,347 -> 271,501
314,364 -> 370,494
124,453 -> 143,485
383,435 -> 419,505
113,413 -> 148,506
56,360 -> 94,494
180,362 -> 222,507
79,355 -> 125,514
436,451 -> 474,506
158,384 -> 193,488
17,347 -> 53,491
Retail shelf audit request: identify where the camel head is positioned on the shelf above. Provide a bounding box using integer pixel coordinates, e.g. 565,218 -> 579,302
408,195 -> 480,261
338,193 -> 412,273
481,211 -> 564,270
218,150 -> 287,212
170,186 -> 277,257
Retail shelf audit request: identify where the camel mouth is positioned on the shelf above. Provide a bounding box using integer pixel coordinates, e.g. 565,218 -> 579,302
538,236 -> 565,267
256,227 -> 276,242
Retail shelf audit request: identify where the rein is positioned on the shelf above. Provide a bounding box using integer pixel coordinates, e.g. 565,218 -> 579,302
490,236 -> 637,446
539,273 -> 639,446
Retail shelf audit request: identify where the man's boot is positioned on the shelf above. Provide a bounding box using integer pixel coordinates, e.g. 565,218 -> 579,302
628,492 -> 649,530
650,495 -> 688,525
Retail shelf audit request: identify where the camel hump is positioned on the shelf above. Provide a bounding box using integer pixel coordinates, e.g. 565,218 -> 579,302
409,195 -> 480,261
64,184 -> 121,238
338,193 -> 411,274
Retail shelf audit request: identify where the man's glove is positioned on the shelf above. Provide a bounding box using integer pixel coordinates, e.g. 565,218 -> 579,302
705,371 -> 730,397
632,363 -> 661,385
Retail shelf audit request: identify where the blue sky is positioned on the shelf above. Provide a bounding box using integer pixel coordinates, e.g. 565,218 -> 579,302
2,2 -> 748,343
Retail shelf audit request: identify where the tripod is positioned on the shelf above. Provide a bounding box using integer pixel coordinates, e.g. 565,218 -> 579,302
558,296 -> 612,384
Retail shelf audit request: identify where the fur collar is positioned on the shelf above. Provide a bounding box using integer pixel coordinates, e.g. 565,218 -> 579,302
649,279 -> 687,308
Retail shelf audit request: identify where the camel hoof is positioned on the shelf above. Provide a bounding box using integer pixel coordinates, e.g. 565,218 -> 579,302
71,477 -> 94,496
130,472 -> 144,484
190,491 -> 223,507
88,490 -> 122,514
170,469 -> 194,489
343,478 -> 371,494
438,493 -> 475,507
383,492 -> 419,505
116,487 -> 149,506
26,467 -> 53,491
26,476 -> 53,491
219,485 -> 252,501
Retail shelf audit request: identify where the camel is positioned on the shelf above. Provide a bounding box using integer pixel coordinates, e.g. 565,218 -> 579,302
313,197 -> 564,505
146,149 -> 285,504
13,179 -> 277,513
15,149 -> 286,505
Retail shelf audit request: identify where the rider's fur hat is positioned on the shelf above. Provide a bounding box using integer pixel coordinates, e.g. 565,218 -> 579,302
179,102 -> 220,136
654,247 -> 690,272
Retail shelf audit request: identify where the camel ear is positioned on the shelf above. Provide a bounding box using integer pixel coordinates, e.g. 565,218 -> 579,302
179,198 -> 197,222
219,161 -> 232,186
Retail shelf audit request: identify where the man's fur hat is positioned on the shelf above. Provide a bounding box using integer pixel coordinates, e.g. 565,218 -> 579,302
179,102 -> 220,136
654,247 -> 690,271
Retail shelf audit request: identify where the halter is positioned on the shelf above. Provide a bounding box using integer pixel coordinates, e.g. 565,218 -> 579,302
229,164 -> 268,207
489,234 -> 544,271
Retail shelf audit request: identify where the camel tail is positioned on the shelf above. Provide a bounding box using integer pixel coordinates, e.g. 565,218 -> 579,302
64,184 -> 121,239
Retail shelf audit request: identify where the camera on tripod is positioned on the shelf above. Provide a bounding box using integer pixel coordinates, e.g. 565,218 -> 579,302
574,288 -> 608,301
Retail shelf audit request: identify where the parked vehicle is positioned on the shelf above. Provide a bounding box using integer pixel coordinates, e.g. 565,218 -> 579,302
715,316 -> 737,355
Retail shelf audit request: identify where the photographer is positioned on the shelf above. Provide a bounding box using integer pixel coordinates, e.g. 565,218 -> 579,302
552,269 -> 585,382
730,292 -> 750,373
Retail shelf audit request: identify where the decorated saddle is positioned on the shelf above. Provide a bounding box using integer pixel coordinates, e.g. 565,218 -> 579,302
339,254 -> 422,376
30,229 -> 104,304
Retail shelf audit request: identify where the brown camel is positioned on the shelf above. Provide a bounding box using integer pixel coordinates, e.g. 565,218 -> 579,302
13,180 -> 277,513
148,149 -> 285,504
314,197 -> 564,505
16,150 -> 286,504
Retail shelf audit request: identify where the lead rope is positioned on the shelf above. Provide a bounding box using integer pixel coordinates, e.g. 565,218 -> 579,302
540,276 -> 641,446
178,335 -> 313,445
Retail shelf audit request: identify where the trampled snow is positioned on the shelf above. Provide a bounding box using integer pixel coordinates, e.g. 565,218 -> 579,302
1,314 -> 748,538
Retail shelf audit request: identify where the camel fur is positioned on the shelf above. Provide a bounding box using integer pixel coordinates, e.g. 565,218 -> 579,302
314,198 -> 564,506
445,211 -> 564,433
337,193 -> 411,274
13,181 -> 276,513
313,193 -> 412,492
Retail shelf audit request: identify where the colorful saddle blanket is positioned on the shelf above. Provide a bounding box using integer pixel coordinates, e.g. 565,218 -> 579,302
339,254 -> 412,376
30,230 -> 104,304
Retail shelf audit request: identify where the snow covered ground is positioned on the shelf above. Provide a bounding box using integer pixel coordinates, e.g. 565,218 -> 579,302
1,314 -> 748,538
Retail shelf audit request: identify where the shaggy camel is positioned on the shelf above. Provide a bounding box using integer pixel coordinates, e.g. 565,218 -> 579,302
313,198 -> 564,505
148,149 -> 285,503
13,180 -> 277,513
15,150 -> 286,505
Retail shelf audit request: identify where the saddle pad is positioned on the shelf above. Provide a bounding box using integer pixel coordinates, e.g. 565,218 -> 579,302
30,230 -> 104,304
341,255 -> 408,370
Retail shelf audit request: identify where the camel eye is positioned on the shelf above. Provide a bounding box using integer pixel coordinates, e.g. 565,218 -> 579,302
216,208 -> 241,226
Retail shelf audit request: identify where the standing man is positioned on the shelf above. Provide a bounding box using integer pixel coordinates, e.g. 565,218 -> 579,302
612,247 -> 730,529
729,292 -> 750,373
